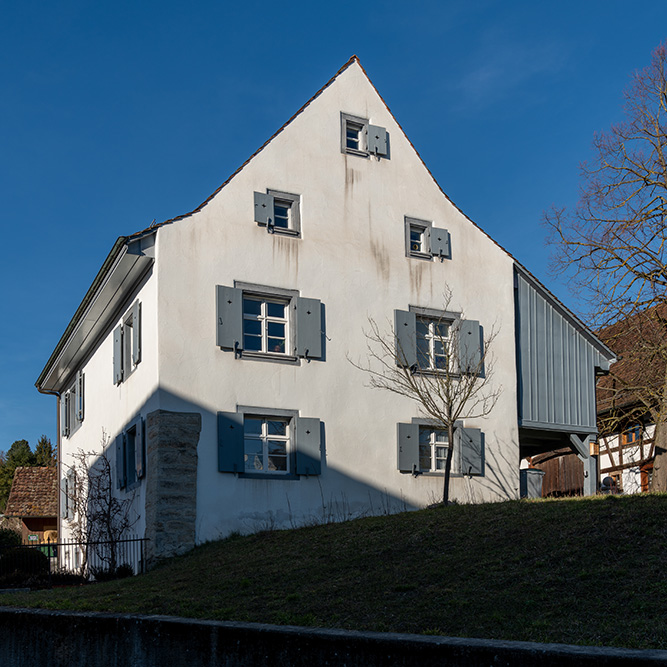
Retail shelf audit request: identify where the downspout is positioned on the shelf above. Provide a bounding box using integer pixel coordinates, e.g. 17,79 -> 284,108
36,387 -> 61,537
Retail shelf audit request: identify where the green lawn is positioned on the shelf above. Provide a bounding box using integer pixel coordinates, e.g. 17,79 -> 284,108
2,494 -> 667,649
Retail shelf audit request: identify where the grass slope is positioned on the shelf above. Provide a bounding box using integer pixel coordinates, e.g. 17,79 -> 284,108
2,495 -> 667,649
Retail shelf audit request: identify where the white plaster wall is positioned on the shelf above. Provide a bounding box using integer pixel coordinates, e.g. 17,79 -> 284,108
59,267 -> 159,543
153,61 -> 521,541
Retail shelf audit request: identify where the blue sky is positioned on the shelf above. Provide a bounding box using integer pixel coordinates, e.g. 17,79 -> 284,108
1,1 -> 666,451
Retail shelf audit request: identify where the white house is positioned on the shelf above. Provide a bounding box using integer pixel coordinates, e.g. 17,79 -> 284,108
36,57 -> 616,565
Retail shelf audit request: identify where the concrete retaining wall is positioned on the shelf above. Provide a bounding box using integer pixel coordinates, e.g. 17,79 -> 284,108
1,607 -> 666,666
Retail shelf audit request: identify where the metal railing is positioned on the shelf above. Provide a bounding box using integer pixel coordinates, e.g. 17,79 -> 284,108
0,536 -> 147,589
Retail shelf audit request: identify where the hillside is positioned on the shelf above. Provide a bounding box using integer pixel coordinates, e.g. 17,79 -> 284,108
2,495 -> 667,649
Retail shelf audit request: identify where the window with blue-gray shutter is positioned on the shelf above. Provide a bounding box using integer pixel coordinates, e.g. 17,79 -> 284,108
459,427 -> 484,476
295,417 -> 322,475
397,422 -> 419,472
457,320 -> 482,374
405,217 -> 451,261
218,411 -> 245,473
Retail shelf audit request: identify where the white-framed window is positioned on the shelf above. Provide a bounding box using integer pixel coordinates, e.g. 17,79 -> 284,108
419,428 -> 449,473
404,216 -> 450,260
340,112 -> 388,158
216,284 -> 323,361
61,370 -> 84,438
218,407 -> 322,477
113,300 -> 141,385
253,189 -> 301,236
242,295 -> 289,355
416,316 -> 451,371
244,415 -> 291,474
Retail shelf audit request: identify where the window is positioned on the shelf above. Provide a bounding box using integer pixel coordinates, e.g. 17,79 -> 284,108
622,425 -> 642,446
113,301 -> 141,385
404,217 -> 450,260
116,416 -> 145,490
395,308 -> 482,374
61,370 -> 84,438
218,408 -> 322,477
340,112 -> 388,158
244,416 -> 291,474
243,295 -> 288,354
416,316 -> 450,371
419,428 -> 448,472
216,284 -> 323,360
398,422 -> 482,476
253,190 -> 301,236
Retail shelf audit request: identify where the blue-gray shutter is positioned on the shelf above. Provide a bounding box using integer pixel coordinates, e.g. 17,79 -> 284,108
459,427 -> 483,476
295,297 -> 322,359
75,371 -> 84,423
116,434 -> 126,489
132,301 -> 141,366
60,477 -> 68,521
295,417 -> 321,475
218,411 -> 244,473
397,422 -> 420,472
254,191 -> 274,225
394,310 -> 417,368
66,472 -> 75,520
458,320 -> 482,373
113,325 -> 123,384
367,125 -> 388,156
430,227 -> 450,259
135,418 -> 145,480
216,285 -> 244,350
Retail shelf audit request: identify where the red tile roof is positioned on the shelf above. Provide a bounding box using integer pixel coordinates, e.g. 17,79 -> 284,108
4,467 -> 58,518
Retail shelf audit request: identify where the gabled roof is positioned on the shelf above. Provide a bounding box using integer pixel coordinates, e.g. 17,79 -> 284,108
4,466 -> 58,518
37,55 -> 614,392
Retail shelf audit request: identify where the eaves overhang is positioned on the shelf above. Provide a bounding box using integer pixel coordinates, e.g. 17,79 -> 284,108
36,232 -> 155,393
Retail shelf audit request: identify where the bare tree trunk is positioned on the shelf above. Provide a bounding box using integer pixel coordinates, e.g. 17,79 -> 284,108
650,368 -> 667,491
443,423 -> 456,505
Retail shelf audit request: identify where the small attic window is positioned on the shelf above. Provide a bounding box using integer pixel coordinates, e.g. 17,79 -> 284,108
340,112 -> 389,158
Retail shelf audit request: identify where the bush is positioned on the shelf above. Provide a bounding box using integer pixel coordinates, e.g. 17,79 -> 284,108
90,563 -> 134,582
0,528 -> 22,548
0,547 -> 49,577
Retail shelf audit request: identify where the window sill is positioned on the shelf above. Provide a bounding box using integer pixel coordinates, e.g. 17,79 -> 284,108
239,472 -> 300,481
257,223 -> 301,237
240,351 -> 299,365
343,147 -> 369,158
407,251 -> 433,261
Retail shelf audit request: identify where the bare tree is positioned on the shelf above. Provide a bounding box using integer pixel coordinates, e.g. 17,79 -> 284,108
545,42 -> 667,489
65,432 -> 138,574
352,292 -> 501,505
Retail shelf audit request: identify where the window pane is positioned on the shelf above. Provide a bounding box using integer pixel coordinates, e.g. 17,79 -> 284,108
274,204 -> 289,228
417,338 -> 430,367
244,418 -> 262,436
268,454 -> 287,471
267,338 -> 285,353
419,429 -> 431,444
267,321 -> 285,338
416,319 -> 429,337
419,445 -> 431,472
243,298 -> 262,316
267,420 -> 287,436
435,354 -> 448,370
267,302 -> 285,318
244,334 -> 262,351
243,319 -> 261,335
434,431 -> 447,443
435,322 -> 449,338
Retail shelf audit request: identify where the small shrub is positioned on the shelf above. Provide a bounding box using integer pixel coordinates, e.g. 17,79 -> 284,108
0,547 -> 49,577
0,529 -> 22,548
91,563 -> 134,582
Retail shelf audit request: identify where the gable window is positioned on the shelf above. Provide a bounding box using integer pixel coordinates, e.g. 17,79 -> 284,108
218,407 -> 322,477
416,316 -> 450,371
61,370 -> 84,438
116,416 -> 145,490
216,283 -> 323,361
395,307 -> 482,375
113,300 -> 141,385
404,217 -> 450,260
253,190 -> 301,236
244,416 -> 290,474
621,425 -> 642,446
340,112 -> 388,158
